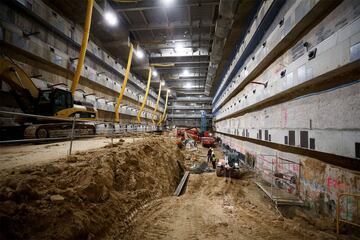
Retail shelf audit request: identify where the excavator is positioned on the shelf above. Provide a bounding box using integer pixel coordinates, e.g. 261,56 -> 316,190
0,56 -> 97,139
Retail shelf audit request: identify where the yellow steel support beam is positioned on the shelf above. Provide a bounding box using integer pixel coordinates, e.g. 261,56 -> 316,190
137,67 -> 152,123
158,90 -> 169,125
70,0 -> 94,95
115,43 -> 134,122
149,63 -> 174,124
152,81 -> 162,124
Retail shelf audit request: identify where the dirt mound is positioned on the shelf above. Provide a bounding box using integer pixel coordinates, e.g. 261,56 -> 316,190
0,136 -> 184,240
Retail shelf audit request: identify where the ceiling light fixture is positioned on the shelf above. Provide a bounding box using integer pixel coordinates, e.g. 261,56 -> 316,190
135,48 -> 144,59
162,0 -> 174,6
104,11 -> 118,26
175,42 -> 184,52
184,83 -> 193,89
161,80 -> 165,86
152,70 -> 158,77
182,69 -> 190,76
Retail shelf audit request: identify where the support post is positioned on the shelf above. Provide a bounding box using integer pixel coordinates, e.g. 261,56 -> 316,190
68,115 -> 76,155
111,113 -> 115,147
70,0 -> 94,95
152,81 -> 162,124
137,67 -> 152,123
158,90 -> 169,125
115,43 -> 134,122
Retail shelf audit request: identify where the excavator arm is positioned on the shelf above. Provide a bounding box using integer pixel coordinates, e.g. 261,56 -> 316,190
0,57 -> 40,113
0,58 -> 39,98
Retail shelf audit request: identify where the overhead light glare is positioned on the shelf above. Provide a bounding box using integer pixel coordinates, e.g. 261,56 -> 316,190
135,48 -> 144,59
161,80 -> 165,86
152,70 -> 158,77
104,11 -> 118,26
182,69 -> 190,76
175,42 -> 184,52
162,0 -> 174,6
184,83 -> 193,89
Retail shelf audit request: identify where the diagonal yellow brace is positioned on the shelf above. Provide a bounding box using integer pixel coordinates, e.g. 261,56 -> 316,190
71,0 -> 94,95
158,90 -> 169,125
115,43 -> 134,122
137,67 -> 152,123
152,81 -> 162,124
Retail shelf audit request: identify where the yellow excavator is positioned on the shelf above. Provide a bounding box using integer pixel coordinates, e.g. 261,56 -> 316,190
0,56 -> 97,139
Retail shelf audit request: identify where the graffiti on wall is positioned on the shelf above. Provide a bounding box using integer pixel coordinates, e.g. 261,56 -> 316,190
216,133 -> 360,219
299,158 -> 359,218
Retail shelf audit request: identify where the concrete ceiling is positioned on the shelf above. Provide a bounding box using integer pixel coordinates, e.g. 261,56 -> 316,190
42,0 -> 260,99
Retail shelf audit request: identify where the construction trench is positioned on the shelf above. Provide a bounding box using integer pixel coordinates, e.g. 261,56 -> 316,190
0,0 -> 360,239
0,133 -> 358,240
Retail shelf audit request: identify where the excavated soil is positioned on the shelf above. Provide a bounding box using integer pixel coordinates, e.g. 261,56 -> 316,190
124,173 -> 342,240
0,136 -> 184,239
0,138 -> 356,240
124,146 -> 355,240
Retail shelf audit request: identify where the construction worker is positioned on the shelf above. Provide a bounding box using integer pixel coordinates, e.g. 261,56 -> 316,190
211,153 -> 216,169
225,157 -> 233,183
207,147 -> 213,163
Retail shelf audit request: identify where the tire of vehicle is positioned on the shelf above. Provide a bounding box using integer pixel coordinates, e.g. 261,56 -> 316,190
36,128 -> 48,138
216,168 -> 222,177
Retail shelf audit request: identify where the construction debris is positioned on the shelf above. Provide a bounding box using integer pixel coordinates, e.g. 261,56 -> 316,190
190,161 -> 215,174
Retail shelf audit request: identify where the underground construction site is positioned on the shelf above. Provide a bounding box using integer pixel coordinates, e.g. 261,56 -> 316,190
0,0 -> 360,239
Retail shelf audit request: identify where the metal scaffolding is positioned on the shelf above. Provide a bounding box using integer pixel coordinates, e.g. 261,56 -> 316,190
254,153 -> 303,206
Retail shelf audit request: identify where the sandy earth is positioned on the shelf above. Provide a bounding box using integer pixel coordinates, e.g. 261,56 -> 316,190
0,136 -> 144,170
0,136 -> 357,239
124,146 -> 357,240
0,136 -> 184,239
124,172 -> 341,240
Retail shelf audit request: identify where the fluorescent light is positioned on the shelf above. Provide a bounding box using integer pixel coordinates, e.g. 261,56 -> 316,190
175,42 -> 184,52
182,69 -> 190,76
162,0 -> 174,5
161,80 -> 166,86
184,83 -> 193,89
104,11 -> 118,26
135,49 -> 144,59
152,70 -> 158,77
167,89 -> 171,93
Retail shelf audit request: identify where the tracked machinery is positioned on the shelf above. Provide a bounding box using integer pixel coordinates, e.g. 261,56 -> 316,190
0,57 -> 97,139
216,148 -> 244,179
